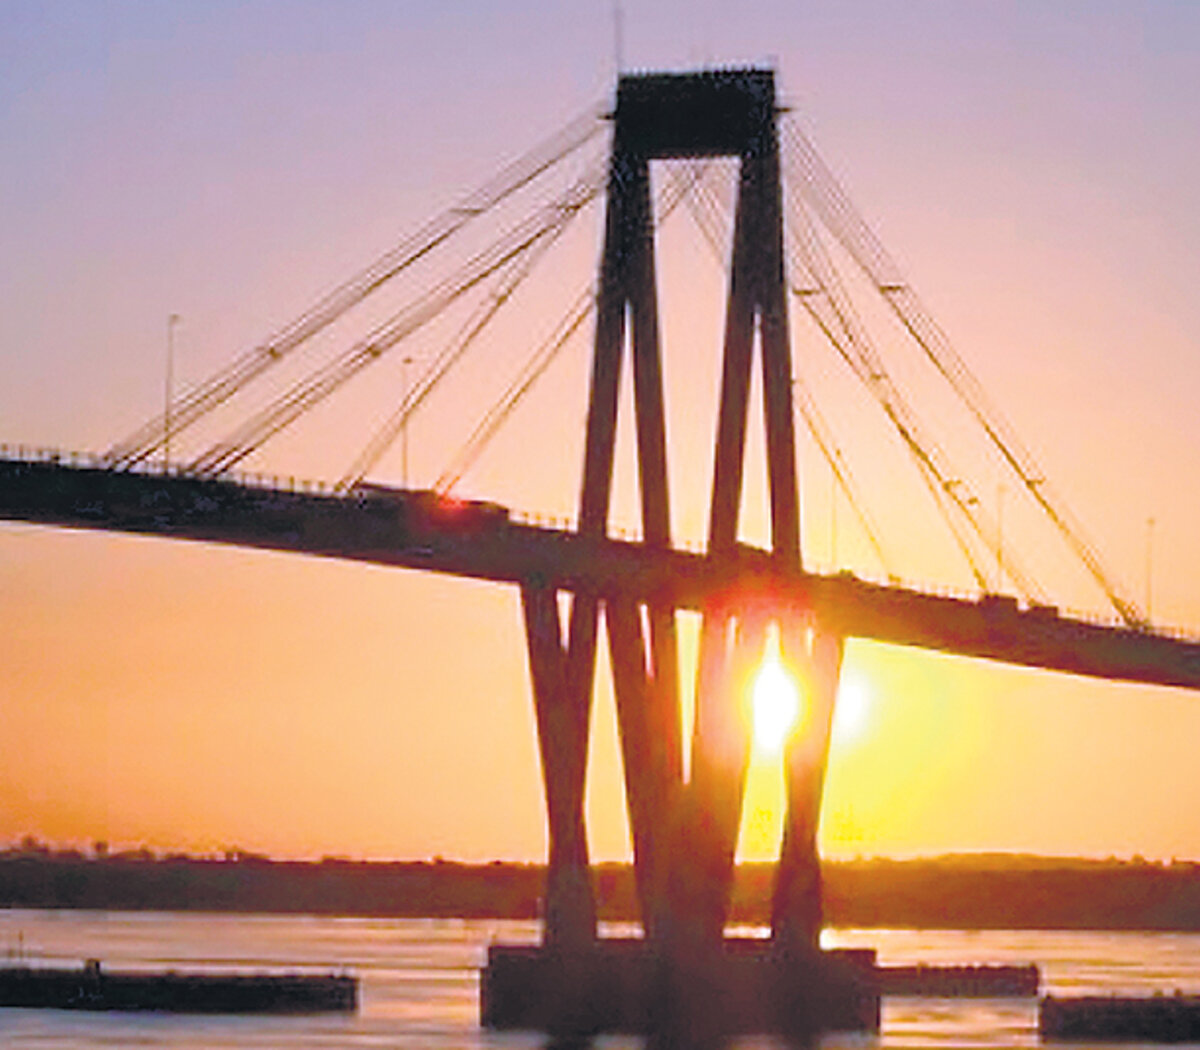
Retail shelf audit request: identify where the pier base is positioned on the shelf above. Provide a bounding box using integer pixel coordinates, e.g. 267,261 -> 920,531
481,938 -> 879,1037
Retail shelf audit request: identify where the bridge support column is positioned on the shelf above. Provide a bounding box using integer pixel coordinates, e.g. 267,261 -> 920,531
485,70 -> 879,1039
607,598 -> 681,944
667,608 -> 763,950
572,62 -> 685,950
772,625 -> 842,954
521,584 -> 596,950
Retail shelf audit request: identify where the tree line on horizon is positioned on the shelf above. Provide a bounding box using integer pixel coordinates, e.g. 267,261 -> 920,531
3,844 -> 1200,929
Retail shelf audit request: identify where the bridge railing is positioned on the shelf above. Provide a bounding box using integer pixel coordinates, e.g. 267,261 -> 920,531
825,562 -> 1200,642
0,444 -> 104,471
0,443 -> 341,498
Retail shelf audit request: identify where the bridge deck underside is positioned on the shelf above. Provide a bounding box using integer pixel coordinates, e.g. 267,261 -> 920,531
3,460 -> 1198,692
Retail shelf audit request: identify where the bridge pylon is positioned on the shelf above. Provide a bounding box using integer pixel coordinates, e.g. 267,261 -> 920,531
495,69 -> 866,1037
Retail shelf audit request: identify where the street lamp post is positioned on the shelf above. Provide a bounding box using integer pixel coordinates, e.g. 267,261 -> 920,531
165,313 -> 181,470
830,461 -> 838,569
402,355 -> 414,488
997,482 -> 1007,590
1146,516 -> 1156,623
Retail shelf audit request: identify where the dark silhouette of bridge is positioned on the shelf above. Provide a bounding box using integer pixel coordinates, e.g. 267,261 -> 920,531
2,68 -> 1198,1036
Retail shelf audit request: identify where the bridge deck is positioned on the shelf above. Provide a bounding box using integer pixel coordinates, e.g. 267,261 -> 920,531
3,456 -> 1198,692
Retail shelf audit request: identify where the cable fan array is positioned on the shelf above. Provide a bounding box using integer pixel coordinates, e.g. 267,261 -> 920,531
778,117 -> 1142,626
665,124 -> 1140,626
104,103 -> 609,475
104,94 -> 1145,629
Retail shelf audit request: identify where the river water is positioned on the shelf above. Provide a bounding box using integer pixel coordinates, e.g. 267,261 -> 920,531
2,911 -> 1199,1048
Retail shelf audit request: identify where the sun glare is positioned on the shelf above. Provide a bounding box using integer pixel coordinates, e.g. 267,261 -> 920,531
832,670 -> 872,747
751,648 -> 802,754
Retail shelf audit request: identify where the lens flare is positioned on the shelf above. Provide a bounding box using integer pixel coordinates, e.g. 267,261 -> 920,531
751,652 -> 802,753
832,670 -> 872,747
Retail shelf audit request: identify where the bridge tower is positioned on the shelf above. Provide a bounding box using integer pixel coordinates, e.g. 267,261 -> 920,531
519,69 -> 844,971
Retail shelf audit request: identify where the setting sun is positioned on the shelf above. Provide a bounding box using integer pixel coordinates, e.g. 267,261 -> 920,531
751,643 -> 803,753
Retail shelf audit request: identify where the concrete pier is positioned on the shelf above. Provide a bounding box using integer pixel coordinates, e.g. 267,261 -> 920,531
481,938 -> 878,1038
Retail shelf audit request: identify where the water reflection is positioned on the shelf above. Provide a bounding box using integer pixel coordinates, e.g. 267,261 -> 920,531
543,1039 -> 823,1050
2,914 -> 1200,1048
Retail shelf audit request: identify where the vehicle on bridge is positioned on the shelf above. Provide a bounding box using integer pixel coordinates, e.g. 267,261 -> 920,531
351,483 -> 510,534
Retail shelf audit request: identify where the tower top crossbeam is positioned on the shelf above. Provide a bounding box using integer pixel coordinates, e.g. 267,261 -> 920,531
613,68 -> 776,157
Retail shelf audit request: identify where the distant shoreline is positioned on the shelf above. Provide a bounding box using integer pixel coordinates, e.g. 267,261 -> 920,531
4,850 -> 1200,931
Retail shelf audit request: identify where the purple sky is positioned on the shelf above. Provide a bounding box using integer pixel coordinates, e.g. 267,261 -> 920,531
2,1 -> 1199,862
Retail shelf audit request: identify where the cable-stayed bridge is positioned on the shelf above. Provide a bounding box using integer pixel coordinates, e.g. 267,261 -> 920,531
3,68 -> 1197,1035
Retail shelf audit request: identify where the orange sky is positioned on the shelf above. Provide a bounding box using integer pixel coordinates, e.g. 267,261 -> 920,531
2,1 -> 1200,863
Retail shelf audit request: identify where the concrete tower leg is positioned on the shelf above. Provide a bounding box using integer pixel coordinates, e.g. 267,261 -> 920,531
607,597 -> 681,944
681,610 -> 764,947
521,584 -> 596,951
772,627 -> 843,954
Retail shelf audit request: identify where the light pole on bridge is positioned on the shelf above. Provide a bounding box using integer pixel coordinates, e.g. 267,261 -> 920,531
1147,516 -> 1156,623
402,355 -> 414,488
165,313 -> 181,470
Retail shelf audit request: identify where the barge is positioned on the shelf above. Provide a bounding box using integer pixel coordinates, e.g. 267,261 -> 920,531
0,960 -> 357,1013
1041,993 -> 1200,1042
879,963 -> 1039,997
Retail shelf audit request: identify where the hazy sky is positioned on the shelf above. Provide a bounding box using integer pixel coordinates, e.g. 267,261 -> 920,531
2,0 -> 1199,863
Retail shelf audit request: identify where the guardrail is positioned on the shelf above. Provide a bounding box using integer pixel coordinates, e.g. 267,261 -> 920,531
0,444 -> 340,498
